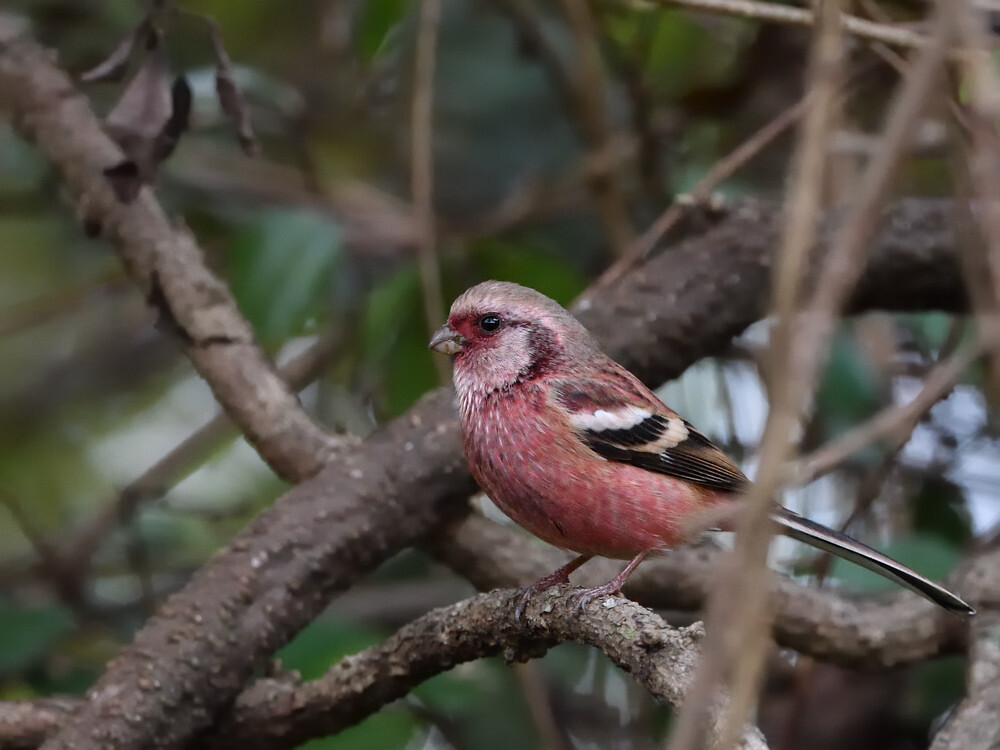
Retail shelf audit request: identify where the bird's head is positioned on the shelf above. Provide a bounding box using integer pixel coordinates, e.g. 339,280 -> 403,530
429,281 -> 595,394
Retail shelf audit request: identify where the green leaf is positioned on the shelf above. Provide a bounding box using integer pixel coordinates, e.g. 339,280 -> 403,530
414,658 -> 537,750
912,477 -> 972,547
0,605 -> 75,674
356,0 -> 409,63
228,209 -> 342,348
898,312 -> 967,354
283,620 -> 419,750
361,268 -> 439,416
898,656 -> 965,729
296,709 -> 415,750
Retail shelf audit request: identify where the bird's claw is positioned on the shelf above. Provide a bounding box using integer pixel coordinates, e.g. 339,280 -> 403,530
513,572 -> 572,623
513,588 -> 534,623
569,584 -> 622,611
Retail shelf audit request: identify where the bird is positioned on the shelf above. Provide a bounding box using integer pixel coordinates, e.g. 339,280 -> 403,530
428,280 -> 975,619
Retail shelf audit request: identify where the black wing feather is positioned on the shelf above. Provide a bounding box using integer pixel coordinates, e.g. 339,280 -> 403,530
580,416 -> 748,494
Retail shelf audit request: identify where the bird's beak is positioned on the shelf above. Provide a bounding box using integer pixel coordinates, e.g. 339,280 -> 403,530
429,324 -> 464,355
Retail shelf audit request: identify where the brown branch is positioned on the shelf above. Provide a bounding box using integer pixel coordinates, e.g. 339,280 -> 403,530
929,557 -> 1000,749
411,0 -> 448,385
653,0 -> 930,50
794,335 -> 986,484
427,514 -> 970,671
207,588 -> 764,749
674,1 -> 846,743
0,589 -> 769,750
61,332 -> 347,575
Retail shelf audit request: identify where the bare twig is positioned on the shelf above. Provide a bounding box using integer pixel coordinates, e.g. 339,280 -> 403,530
513,662 -> 570,750
412,0 -> 448,384
668,1 -> 846,745
558,0 -> 635,256
61,332 -> 346,577
650,0 -> 929,50
598,96 -> 809,289
794,334 -> 986,484
496,0 -> 635,256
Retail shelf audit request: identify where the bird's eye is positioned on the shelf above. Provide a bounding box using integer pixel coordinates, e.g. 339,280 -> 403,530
479,315 -> 502,332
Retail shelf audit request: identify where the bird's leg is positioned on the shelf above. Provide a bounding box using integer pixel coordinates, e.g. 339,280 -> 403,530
570,551 -> 650,610
514,554 -> 592,622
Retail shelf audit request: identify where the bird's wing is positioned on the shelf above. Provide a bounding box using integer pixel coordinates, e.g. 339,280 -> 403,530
554,374 -> 748,494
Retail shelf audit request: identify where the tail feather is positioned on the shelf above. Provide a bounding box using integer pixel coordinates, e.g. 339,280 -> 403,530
771,508 -> 975,617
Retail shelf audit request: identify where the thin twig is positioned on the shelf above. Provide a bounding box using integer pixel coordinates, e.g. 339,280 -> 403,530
513,663 -> 571,750
650,0 -> 929,50
496,0 -> 635,256
559,0 -> 636,256
794,334 -> 985,484
412,0 -> 448,384
720,2 -> 957,742
61,332 -> 345,577
597,95 -> 809,289
667,0 -> 846,745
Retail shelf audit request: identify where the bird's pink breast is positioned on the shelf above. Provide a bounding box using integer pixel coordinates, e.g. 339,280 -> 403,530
462,384 -> 722,559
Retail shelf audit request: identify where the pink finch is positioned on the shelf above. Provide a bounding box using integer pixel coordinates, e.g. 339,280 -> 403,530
429,280 -> 974,618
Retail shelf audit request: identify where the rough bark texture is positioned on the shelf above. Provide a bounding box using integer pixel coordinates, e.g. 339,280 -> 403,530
429,515 -> 970,670
0,589 -> 769,750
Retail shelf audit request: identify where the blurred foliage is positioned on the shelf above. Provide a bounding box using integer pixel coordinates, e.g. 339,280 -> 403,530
0,1 -> 991,749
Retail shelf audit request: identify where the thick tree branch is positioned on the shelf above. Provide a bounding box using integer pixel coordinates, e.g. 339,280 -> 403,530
0,12 -> 979,750
929,610 -> 1000,749
930,548 -> 1000,748
428,514 -> 970,670
0,590 -> 769,750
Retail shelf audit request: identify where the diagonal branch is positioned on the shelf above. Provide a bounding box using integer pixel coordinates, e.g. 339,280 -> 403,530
0,13 -> 339,484
653,0 -> 929,50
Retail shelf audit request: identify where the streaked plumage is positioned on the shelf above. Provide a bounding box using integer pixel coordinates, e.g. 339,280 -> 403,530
429,281 -> 974,618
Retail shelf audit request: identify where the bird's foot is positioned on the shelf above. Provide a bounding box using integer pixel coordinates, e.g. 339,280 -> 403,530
570,550 -> 651,612
514,554 -> 592,622
569,581 -> 624,611
514,575 -> 565,623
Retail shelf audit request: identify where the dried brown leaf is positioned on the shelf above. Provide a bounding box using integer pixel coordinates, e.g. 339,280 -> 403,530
101,30 -> 192,202
105,29 -> 172,152
206,19 -> 258,155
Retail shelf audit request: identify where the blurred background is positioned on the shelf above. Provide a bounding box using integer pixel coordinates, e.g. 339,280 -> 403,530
0,1 -> 994,748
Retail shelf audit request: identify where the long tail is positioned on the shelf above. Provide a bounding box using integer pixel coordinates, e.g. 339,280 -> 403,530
771,508 -> 975,616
